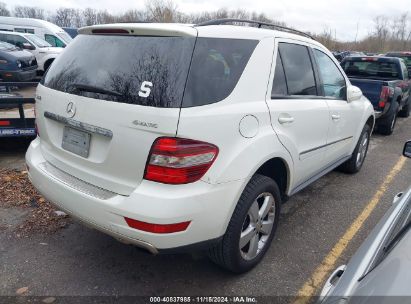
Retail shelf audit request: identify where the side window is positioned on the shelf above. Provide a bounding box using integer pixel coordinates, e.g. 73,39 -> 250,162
278,43 -> 317,96
45,34 -> 65,47
271,53 -> 288,96
14,28 -> 35,34
313,49 -> 347,100
4,34 -> 29,48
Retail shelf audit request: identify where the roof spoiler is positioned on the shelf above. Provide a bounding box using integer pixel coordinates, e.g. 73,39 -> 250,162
78,23 -> 197,37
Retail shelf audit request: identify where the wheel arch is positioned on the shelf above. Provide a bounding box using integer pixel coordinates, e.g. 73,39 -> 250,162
254,157 -> 290,200
43,58 -> 55,72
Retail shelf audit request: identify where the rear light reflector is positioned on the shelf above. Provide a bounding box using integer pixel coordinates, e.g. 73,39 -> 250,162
144,137 -> 219,184
361,57 -> 378,61
0,120 -> 10,126
124,217 -> 190,234
379,86 -> 394,108
92,29 -> 129,34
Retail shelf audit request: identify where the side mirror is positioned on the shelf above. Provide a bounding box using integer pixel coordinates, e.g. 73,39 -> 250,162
403,140 -> 411,158
347,85 -> 363,102
22,43 -> 35,50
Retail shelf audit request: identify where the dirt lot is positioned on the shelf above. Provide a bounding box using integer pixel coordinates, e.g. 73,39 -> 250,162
0,112 -> 410,303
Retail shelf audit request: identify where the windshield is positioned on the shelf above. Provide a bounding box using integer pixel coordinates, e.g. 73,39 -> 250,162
0,41 -> 17,51
342,60 -> 401,80
57,31 -> 72,43
24,34 -> 51,48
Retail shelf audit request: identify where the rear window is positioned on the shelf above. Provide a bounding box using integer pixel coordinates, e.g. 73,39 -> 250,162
43,35 -> 257,108
277,43 -> 317,96
43,35 -> 195,108
342,60 -> 401,80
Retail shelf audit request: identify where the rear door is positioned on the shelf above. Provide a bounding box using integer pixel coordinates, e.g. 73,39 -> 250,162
267,40 -> 330,189
37,32 -> 197,195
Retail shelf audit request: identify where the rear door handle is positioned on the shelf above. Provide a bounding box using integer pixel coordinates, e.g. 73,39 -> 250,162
278,115 -> 295,124
331,114 -> 341,121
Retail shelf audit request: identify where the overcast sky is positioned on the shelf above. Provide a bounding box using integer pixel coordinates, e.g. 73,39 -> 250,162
3,0 -> 408,41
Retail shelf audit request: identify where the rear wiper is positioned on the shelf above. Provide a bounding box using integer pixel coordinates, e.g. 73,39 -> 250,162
71,83 -> 122,97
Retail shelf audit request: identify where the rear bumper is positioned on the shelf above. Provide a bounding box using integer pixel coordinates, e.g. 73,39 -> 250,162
26,138 -> 244,252
0,69 -> 37,82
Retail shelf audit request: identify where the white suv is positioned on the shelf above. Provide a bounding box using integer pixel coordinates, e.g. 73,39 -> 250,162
0,31 -> 62,72
26,20 -> 375,273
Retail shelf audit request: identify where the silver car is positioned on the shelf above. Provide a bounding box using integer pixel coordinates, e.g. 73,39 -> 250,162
320,141 -> 411,304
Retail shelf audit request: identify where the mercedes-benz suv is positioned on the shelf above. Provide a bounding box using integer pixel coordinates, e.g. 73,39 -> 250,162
26,20 -> 375,273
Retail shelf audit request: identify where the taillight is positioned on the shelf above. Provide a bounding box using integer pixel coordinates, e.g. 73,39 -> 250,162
92,29 -> 129,34
0,120 -> 10,126
144,137 -> 219,184
379,86 -> 393,108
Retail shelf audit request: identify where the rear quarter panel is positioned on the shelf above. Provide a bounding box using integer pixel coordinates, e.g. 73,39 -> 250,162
177,37 -> 294,188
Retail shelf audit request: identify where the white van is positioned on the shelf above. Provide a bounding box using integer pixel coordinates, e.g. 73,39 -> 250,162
0,17 -> 72,48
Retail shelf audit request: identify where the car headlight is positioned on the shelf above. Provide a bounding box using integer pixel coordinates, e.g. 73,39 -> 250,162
16,60 -> 22,68
0,59 -> 7,64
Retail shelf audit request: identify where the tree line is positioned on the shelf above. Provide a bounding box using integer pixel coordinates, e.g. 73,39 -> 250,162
0,0 -> 410,53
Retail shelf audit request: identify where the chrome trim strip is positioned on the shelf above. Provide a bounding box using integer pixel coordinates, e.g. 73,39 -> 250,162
300,136 -> 353,156
38,161 -> 117,200
44,111 -> 113,138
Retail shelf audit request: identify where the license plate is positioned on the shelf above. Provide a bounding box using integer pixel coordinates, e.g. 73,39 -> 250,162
62,126 -> 91,158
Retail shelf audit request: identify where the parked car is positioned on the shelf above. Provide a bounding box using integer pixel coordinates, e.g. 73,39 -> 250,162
320,140 -> 411,304
26,20 -> 374,273
0,31 -> 62,72
0,17 -> 72,47
332,51 -> 343,62
385,51 -> 411,75
0,41 -> 37,82
341,56 -> 411,135
62,27 -> 78,39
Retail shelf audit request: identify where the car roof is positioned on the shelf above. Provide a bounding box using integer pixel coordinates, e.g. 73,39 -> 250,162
0,16 -> 64,32
0,30 -> 29,37
79,22 -> 322,46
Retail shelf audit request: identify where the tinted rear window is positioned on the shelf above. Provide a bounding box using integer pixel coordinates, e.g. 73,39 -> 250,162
182,38 -> 258,107
278,43 -> 317,96
342,60 -> 401,80
43,35 -> 257,108
43,35 -> 196,108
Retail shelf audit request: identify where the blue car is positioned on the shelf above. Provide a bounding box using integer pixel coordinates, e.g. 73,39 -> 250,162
0,41 -> 37,82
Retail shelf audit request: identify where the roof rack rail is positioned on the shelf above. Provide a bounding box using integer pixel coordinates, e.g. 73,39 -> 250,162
196,18 -> 314,40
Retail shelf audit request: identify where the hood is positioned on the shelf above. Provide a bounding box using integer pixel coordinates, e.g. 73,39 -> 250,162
0,49 -> 34,61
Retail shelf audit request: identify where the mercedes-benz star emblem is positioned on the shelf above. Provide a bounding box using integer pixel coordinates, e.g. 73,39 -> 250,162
66,102 -> 76,118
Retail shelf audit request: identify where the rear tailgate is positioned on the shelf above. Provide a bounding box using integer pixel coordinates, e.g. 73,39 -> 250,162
36,85 -> 179,195
349,78 -> 385,108
36,27 -> 197,195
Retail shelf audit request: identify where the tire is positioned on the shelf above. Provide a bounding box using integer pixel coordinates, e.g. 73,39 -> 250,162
378,103 -> 399,135
398,98 -> 410,118
339,124 -> 371,174
208,174 -> 281,273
